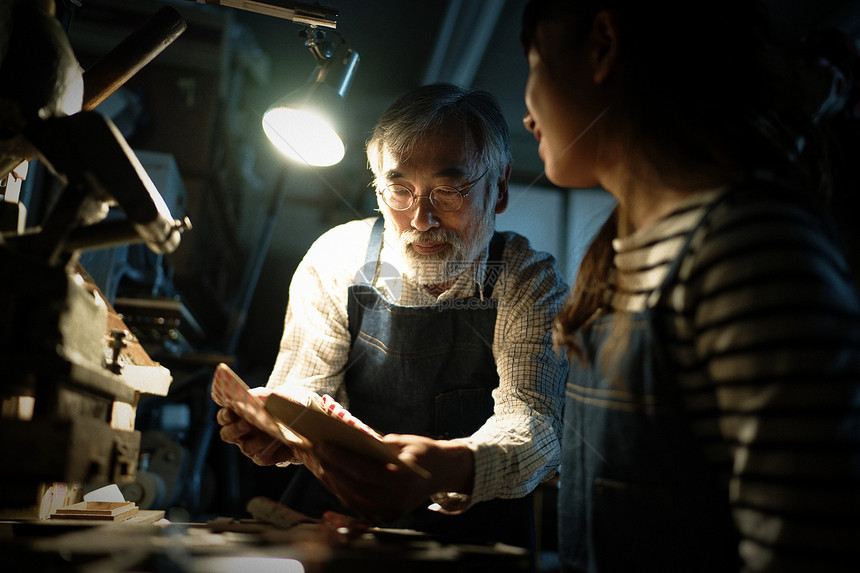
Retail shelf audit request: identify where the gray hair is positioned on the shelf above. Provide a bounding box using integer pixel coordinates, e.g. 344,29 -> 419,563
366,83 -> 511,187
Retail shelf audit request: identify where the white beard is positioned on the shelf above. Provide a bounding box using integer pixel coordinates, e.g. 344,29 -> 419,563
381,213 -> 496,287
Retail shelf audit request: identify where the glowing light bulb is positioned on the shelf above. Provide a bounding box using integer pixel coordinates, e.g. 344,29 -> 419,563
262,107 -> 345,167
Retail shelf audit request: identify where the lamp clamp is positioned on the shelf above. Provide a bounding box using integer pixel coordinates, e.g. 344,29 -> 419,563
300,26 -> 334,64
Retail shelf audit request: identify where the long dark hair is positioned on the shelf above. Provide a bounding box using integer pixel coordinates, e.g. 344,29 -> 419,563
521,0 -> 845,360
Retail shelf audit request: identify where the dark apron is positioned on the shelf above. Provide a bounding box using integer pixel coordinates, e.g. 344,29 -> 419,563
281,217 -> 535,550
558,200 -> 739,573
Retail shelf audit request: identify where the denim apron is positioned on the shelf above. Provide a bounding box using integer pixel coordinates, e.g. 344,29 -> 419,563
282,217 -> 535,550
558,202 -> 739,573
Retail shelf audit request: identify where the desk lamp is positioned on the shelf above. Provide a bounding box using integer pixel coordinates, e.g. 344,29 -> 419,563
262,27 -> 359,166
189,1 -> 356,166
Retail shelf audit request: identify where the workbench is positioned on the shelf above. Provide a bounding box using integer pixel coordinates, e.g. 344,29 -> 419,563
0,511 -> 532,572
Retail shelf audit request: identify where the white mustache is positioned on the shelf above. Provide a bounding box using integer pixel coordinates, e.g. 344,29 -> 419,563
401,228 -> 460,247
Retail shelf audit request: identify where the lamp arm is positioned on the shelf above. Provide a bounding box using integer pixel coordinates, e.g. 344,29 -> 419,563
188,0 -> 338,29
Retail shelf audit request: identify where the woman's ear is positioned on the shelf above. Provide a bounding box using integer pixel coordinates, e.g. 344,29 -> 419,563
591,10 -> 619,85
494,164 -> 511,214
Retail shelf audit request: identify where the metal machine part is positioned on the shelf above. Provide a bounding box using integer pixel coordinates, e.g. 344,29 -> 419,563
0,1 -> 190,514
120,431 -> 188,510
10,111 -> 192,262
1,3 -> 191,263
0,0 -> 83,180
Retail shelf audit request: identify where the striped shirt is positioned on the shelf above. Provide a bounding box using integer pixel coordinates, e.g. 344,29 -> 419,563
268,217 -> 569,510
610,187 -> 860,572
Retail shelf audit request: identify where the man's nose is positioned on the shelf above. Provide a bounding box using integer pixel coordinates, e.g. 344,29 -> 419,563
410,195 -> 440,232
523,111 -> 536,133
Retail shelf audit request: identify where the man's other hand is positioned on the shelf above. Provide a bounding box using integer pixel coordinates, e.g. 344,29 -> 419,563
311,434 -> 474,522
216,387 -> 298,466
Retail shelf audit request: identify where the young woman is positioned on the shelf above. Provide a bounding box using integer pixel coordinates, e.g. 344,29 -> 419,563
520,1 -> 860,572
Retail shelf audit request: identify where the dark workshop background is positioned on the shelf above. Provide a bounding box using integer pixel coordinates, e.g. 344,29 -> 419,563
26,0 -> 860,523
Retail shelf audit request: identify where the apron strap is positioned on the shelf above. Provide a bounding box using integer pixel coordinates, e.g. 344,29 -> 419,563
647,192 -> 727,309
364,217 -> 386,276
482,232 -> 505,298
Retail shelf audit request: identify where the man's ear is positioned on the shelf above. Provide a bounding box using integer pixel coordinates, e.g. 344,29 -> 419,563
591,10 -> 619,85
494,164 -> 511,214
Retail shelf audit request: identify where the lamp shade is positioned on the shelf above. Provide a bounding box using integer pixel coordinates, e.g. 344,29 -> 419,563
262,42 -> 359,167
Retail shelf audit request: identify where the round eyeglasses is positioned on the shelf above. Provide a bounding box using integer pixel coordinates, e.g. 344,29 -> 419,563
378,168 -> 489,212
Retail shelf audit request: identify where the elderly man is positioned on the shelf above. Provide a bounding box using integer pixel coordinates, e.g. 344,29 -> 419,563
217,83 -> 568,549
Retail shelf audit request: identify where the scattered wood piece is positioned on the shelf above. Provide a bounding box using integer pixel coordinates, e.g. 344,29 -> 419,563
51,501 -> 139,522
246,496 -> 317,529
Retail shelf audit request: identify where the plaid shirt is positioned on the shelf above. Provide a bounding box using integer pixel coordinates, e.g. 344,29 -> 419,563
268,217 -> 569,510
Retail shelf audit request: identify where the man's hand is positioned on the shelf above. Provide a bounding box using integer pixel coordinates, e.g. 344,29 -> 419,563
311,433 -> 475,522
216,387 -> 298,466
